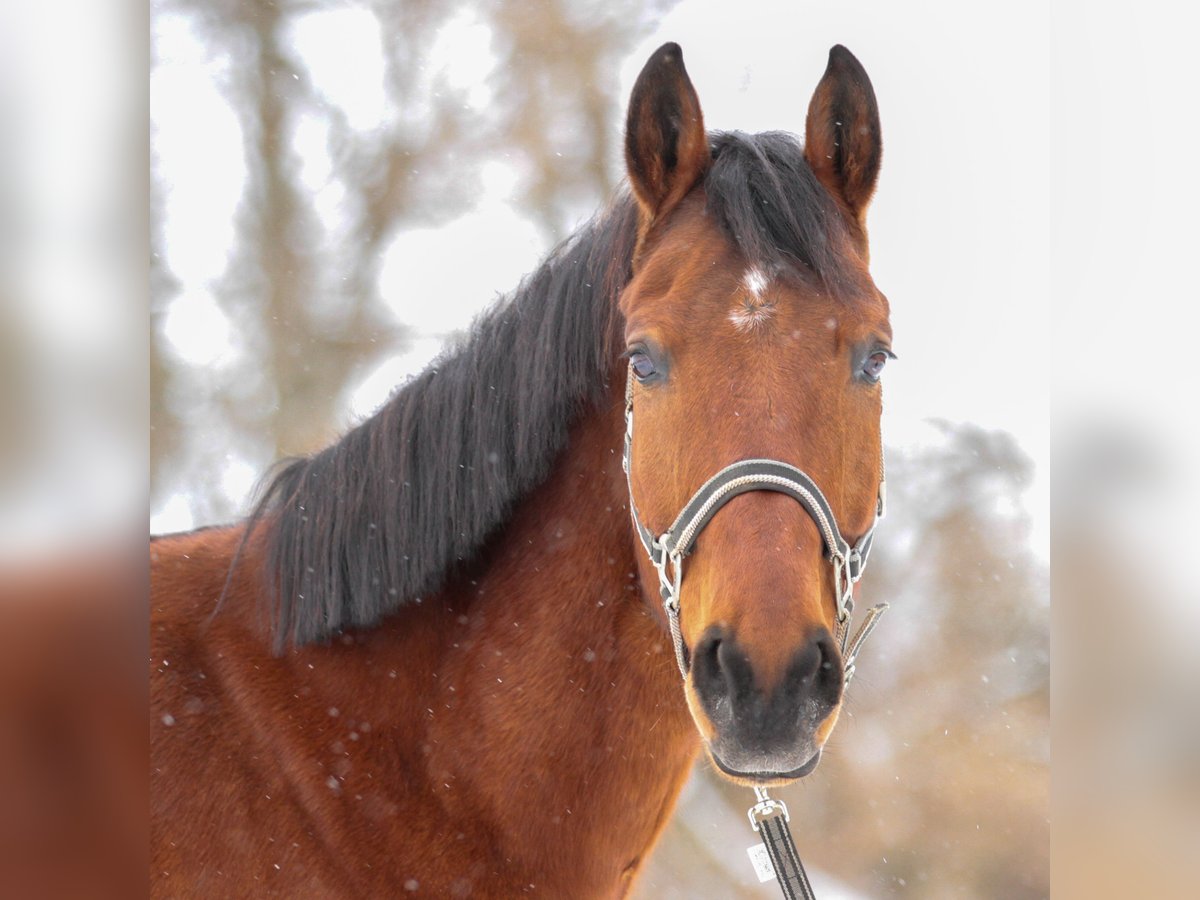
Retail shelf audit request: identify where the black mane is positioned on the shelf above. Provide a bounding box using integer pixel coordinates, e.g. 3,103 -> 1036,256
247,131 -> 852,648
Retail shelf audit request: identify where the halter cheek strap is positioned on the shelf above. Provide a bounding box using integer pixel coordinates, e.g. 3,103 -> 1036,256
621,364 -> 888,682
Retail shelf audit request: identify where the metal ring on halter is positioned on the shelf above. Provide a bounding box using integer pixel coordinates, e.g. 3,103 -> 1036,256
655,542 -> 682,610
748,787 -> 790,831
832,554 -> 851,623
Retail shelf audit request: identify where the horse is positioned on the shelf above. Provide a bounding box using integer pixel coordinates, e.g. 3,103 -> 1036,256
151,42 -> 892,898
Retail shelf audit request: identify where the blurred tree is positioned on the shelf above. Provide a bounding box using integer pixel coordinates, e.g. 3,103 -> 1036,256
151,0 -> 673,523
0,86 -> 30,493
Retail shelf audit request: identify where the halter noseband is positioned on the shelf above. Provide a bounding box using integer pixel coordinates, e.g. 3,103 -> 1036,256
621,364 -> 889,683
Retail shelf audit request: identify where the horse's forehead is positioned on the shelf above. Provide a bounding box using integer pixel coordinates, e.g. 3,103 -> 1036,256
623,203 -> 887,335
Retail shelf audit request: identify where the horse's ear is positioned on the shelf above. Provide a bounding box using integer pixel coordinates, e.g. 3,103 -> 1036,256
625,42 -> 709,224
805,45 -> 882,229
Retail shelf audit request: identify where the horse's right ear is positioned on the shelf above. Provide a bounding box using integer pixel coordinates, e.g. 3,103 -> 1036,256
624,43 -> 709,224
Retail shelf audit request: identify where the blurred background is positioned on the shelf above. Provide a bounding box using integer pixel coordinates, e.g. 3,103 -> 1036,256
2,0 -> 1198,897
146,2 -> 1050,896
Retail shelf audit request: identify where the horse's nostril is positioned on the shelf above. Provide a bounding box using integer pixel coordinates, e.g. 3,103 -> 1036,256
707,637 -> 729,682
788,632 -> 841,692
818,634 -> 836,672
694,630 -> 736,710
705,636 -> 722,665
715,637 -> 737,679
792,636 -> 823,683
810,632 -> 843,702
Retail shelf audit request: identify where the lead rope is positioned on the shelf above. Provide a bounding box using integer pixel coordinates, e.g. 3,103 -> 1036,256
748,789 -> 816,900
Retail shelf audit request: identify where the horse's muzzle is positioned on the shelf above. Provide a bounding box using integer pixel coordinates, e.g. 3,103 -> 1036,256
690,624 -> 842,782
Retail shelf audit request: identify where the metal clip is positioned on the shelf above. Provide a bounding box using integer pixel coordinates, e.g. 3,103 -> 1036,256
747,787 -> 789,832
653,539 -> 681,611
832,554 -> 853,623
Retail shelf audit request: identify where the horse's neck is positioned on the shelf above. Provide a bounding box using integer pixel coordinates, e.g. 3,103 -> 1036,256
421,392 -> 699,885
274,391 -> 699,892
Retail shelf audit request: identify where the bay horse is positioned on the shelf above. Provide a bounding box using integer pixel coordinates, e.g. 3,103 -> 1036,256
151,43 -> 892,898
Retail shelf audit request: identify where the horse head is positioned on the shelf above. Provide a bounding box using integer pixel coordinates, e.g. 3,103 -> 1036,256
620,43 -> 892,785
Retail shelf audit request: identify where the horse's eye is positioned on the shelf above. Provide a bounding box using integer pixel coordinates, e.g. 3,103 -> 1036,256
630,351 -> 657,380
863,351 -> 890,381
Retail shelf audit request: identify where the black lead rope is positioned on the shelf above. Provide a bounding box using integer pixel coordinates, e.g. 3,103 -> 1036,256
748,789 -> 815,899
759,817 -> 816,900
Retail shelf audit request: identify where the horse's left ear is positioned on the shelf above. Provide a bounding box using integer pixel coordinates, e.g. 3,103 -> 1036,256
625,42 -> 710,224
805,45 -> 882,230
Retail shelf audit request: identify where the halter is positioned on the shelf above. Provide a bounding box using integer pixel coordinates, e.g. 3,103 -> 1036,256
621,364 -> 890,898
621,364 -> 889,684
